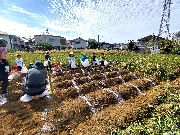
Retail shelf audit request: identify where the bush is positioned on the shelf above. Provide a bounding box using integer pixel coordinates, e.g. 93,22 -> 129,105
171,48 -> 180,55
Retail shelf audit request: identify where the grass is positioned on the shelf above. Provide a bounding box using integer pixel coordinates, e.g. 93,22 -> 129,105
113,86 -> 180,135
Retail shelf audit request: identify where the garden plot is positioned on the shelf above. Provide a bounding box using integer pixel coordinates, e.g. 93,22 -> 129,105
48,66 -> 158,133
0,66 -> 165,134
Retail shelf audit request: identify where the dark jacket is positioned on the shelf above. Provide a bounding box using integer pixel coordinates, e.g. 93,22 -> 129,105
24,68 -> 47,95
45,55 -> 51,61
92,56 -> 96,61
0,59 -> 9,79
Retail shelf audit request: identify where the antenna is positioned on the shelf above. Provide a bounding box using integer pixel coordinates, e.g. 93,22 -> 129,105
158,0 -> 173,39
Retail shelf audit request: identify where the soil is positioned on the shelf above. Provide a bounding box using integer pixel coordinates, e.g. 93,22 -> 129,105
0,65 -> 179,135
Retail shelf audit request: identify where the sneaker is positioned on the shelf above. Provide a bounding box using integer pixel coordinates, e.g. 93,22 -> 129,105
0,94 -> 7,105
38,90 -> 49,98
20,94 -> 32,102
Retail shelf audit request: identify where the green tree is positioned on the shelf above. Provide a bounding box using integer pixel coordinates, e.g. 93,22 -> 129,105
159,39 -> 174,54
127,40 -> 139,51
34,42 -> 55,51
88,39 -> 99,49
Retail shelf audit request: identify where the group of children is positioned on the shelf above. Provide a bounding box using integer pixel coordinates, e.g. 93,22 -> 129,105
44,51 -> 107,73
12,51 -> 107,74
68,51 -> 107,69
1,50 -> 107,103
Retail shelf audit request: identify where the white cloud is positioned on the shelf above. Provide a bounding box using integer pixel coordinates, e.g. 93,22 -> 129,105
48,0 -> 180,42
0,17 -> 42,37
1,0 -> 180,43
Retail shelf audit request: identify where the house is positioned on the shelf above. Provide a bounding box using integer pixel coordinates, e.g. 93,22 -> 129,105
112,43 -> 126,50
34,35 -> 61,49
0,32 -> 18,49
71,37 -> 86,49
99,42 -> 110,49
137,35 -> 165,53
60,37 -> 67,49
134,42 -> 150,52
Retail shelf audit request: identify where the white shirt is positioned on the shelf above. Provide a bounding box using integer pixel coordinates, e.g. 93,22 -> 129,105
68,57 -> 75,64
15,58 -> 23,66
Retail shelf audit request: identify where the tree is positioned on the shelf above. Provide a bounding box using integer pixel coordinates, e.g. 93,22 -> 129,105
127,40 -> 139,51
88,39 -> 99,49
34,42 -> 55,51
159,39 -> 174,53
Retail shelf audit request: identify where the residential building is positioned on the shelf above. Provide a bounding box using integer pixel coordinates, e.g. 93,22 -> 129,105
112,43 -> 126,50
0,32 -> 18,49
137,35 -> 165,53
99,42 -> 110,49
34,35 -> 61,49
60,37 -> 67,49
71,37 -> 86,49
134,42 -> 150,52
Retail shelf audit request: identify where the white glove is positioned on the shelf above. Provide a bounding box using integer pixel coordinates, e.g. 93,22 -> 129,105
5,66 -> 9,72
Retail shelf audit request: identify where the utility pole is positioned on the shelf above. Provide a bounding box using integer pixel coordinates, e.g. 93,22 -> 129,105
158,0 -> 173,39
152,0 -> 173,53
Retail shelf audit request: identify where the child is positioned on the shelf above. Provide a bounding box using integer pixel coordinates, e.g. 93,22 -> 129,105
81,52 -> 87,62
100,53 -> 105,66
92,53 -> 97,66
8,66 -> 20,80
15,54 -> 23,71
53,62 -> 61,73
68,52 -> 75,69
44,51 -> 52,71
12,65 -> 20,72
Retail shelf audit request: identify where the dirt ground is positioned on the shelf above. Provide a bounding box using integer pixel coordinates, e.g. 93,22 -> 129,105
0,66 -> 179,135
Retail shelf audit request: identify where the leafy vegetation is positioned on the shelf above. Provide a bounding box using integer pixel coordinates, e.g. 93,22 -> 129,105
171,47 -> 180,55
7,50 -> 180,81
113,87 -> 180,135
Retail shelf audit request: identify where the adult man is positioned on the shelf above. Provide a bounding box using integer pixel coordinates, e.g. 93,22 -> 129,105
0,39 -> 9,104
20,61 -> 49,102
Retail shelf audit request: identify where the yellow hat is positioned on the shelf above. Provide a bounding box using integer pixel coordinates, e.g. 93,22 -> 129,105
69,52 -> 73,54
81,52 -> 84,54
16,54 -> 21,56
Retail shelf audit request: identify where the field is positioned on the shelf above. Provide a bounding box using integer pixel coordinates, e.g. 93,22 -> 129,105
0,50 -> 180,134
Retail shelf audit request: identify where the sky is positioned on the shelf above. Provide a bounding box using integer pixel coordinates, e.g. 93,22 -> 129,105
0,0 -> 180,43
